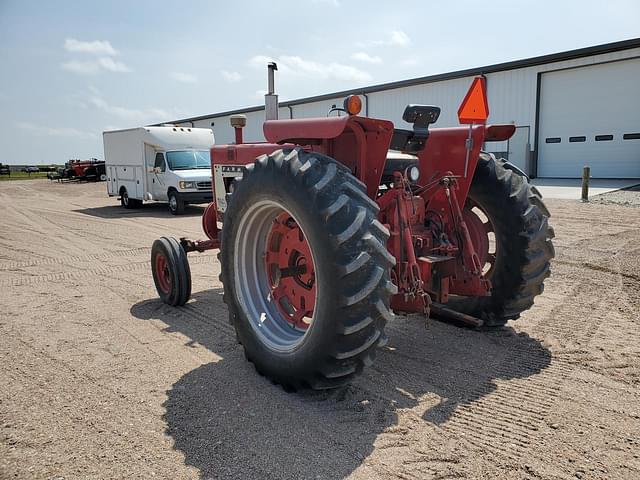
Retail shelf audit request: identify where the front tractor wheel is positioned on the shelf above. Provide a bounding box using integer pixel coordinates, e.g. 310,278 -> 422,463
151,237 -> 192,306
449,152 -> 555,326
219,148 -> 396,390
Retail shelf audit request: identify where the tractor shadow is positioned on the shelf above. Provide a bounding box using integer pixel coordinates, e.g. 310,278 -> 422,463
74,203 -> 205,219
131,290 -> 551,479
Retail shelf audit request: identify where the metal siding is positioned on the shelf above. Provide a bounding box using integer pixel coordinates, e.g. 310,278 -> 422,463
291,97 -> 360,119
166,47 -> 640,178
538,58 -> 640,178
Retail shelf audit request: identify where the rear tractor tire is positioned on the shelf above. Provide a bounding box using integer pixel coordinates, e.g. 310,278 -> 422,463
449,152 -> 555,327
219,148 -> 396,390
151,236 -> 192,306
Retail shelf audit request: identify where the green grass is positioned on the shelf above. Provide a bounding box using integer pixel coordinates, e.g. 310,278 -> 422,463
0,172 -> 51,181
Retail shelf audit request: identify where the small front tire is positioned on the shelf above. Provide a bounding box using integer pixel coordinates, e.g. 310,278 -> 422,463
151,237 -> 192,306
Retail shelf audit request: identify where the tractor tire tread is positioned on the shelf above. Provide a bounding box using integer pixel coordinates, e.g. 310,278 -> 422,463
454,152 -> 554,327
219,147 -> 394,390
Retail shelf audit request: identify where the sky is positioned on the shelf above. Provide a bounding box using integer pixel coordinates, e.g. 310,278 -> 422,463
0,0 -> 639,165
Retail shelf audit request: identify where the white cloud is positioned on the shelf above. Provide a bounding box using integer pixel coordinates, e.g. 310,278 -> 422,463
62,60 -> 101,74
249,55 -> 276,68
64,38 -> 118,56
368,30 -> 411,48
170,72 -> 198,83
254,89 -> 268,99
88,94 -> 170,123
222,70 -> 243,83
16,121 -> 96,139
249,54 -> 371,83
62,57 -> 130,75
351,52 -> 383,64
399,57 -> 420,67
388,30 -> 411,47
97,57 -> 130,72
62,38 -> 129,75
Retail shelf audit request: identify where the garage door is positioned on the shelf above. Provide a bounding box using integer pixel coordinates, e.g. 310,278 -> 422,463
537,58 -> 640,178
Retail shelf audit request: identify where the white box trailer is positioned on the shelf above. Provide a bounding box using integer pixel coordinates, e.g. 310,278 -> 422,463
103,126 -> 215,214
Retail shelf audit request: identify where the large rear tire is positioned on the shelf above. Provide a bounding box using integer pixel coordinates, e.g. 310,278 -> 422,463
219,148 -> 396,390
449,152 -> 555,327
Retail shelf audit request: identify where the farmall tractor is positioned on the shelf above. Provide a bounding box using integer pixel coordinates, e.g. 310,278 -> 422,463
151,64 -> 554,390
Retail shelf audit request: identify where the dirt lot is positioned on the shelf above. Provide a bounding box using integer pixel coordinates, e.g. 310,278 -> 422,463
1,180 -> 639,480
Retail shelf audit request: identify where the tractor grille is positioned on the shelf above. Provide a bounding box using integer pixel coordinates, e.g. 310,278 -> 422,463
196,181 -> 212,190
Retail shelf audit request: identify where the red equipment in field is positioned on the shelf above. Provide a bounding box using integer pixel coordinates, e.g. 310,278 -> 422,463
64,158 -> 107,181
151,66 -> 554,390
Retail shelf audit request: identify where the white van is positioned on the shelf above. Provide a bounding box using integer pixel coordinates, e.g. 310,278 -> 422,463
103,126 -> 215,214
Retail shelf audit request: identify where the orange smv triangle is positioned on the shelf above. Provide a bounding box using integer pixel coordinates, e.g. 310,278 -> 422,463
457,76 -> 489,124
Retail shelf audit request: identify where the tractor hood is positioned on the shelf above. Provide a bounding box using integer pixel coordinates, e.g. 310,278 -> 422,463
263,115 -> 394,145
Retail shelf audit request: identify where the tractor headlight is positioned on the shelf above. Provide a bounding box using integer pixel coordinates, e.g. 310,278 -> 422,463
179,181 -> 196,190
407,166 -> 420,183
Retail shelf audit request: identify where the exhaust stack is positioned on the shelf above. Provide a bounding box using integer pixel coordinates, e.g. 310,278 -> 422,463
265,62 -> 278,121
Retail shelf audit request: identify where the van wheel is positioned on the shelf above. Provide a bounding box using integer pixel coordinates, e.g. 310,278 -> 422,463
120,189 -> 141,209
168,191 -> 185,215
121,189 -> 132,208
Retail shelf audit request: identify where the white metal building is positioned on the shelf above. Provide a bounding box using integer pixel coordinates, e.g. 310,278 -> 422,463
163,39 -> 640,179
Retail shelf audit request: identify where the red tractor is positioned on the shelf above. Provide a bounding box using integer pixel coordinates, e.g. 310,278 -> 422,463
151,65 -> 554,390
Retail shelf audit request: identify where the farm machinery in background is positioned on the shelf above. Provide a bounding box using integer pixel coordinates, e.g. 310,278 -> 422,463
150,64 -> 555,390
48,158 -> 106,182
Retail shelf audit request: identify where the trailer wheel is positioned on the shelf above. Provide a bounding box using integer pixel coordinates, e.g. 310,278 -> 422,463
219,148 -> 396,390
168,190 -> 185,215
449,152 -> 555,326
151,237 -> 192,306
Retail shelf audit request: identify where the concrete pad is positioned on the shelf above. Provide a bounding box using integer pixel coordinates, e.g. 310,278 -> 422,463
531,178 -> 639,200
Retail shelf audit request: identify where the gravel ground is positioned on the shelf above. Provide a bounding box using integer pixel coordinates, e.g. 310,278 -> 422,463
592,184 -> 640,207
1,180 -> 639,480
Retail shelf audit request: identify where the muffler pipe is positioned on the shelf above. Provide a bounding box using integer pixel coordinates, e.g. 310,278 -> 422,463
265,62 -> 279,121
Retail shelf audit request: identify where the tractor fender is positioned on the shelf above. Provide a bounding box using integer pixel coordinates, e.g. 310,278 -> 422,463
484,124 -> 516,142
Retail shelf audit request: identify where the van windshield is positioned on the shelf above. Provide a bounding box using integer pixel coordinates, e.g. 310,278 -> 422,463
166,150 -> 210,170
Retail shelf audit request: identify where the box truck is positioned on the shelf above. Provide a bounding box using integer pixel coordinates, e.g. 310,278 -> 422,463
103,126 -> 215,214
